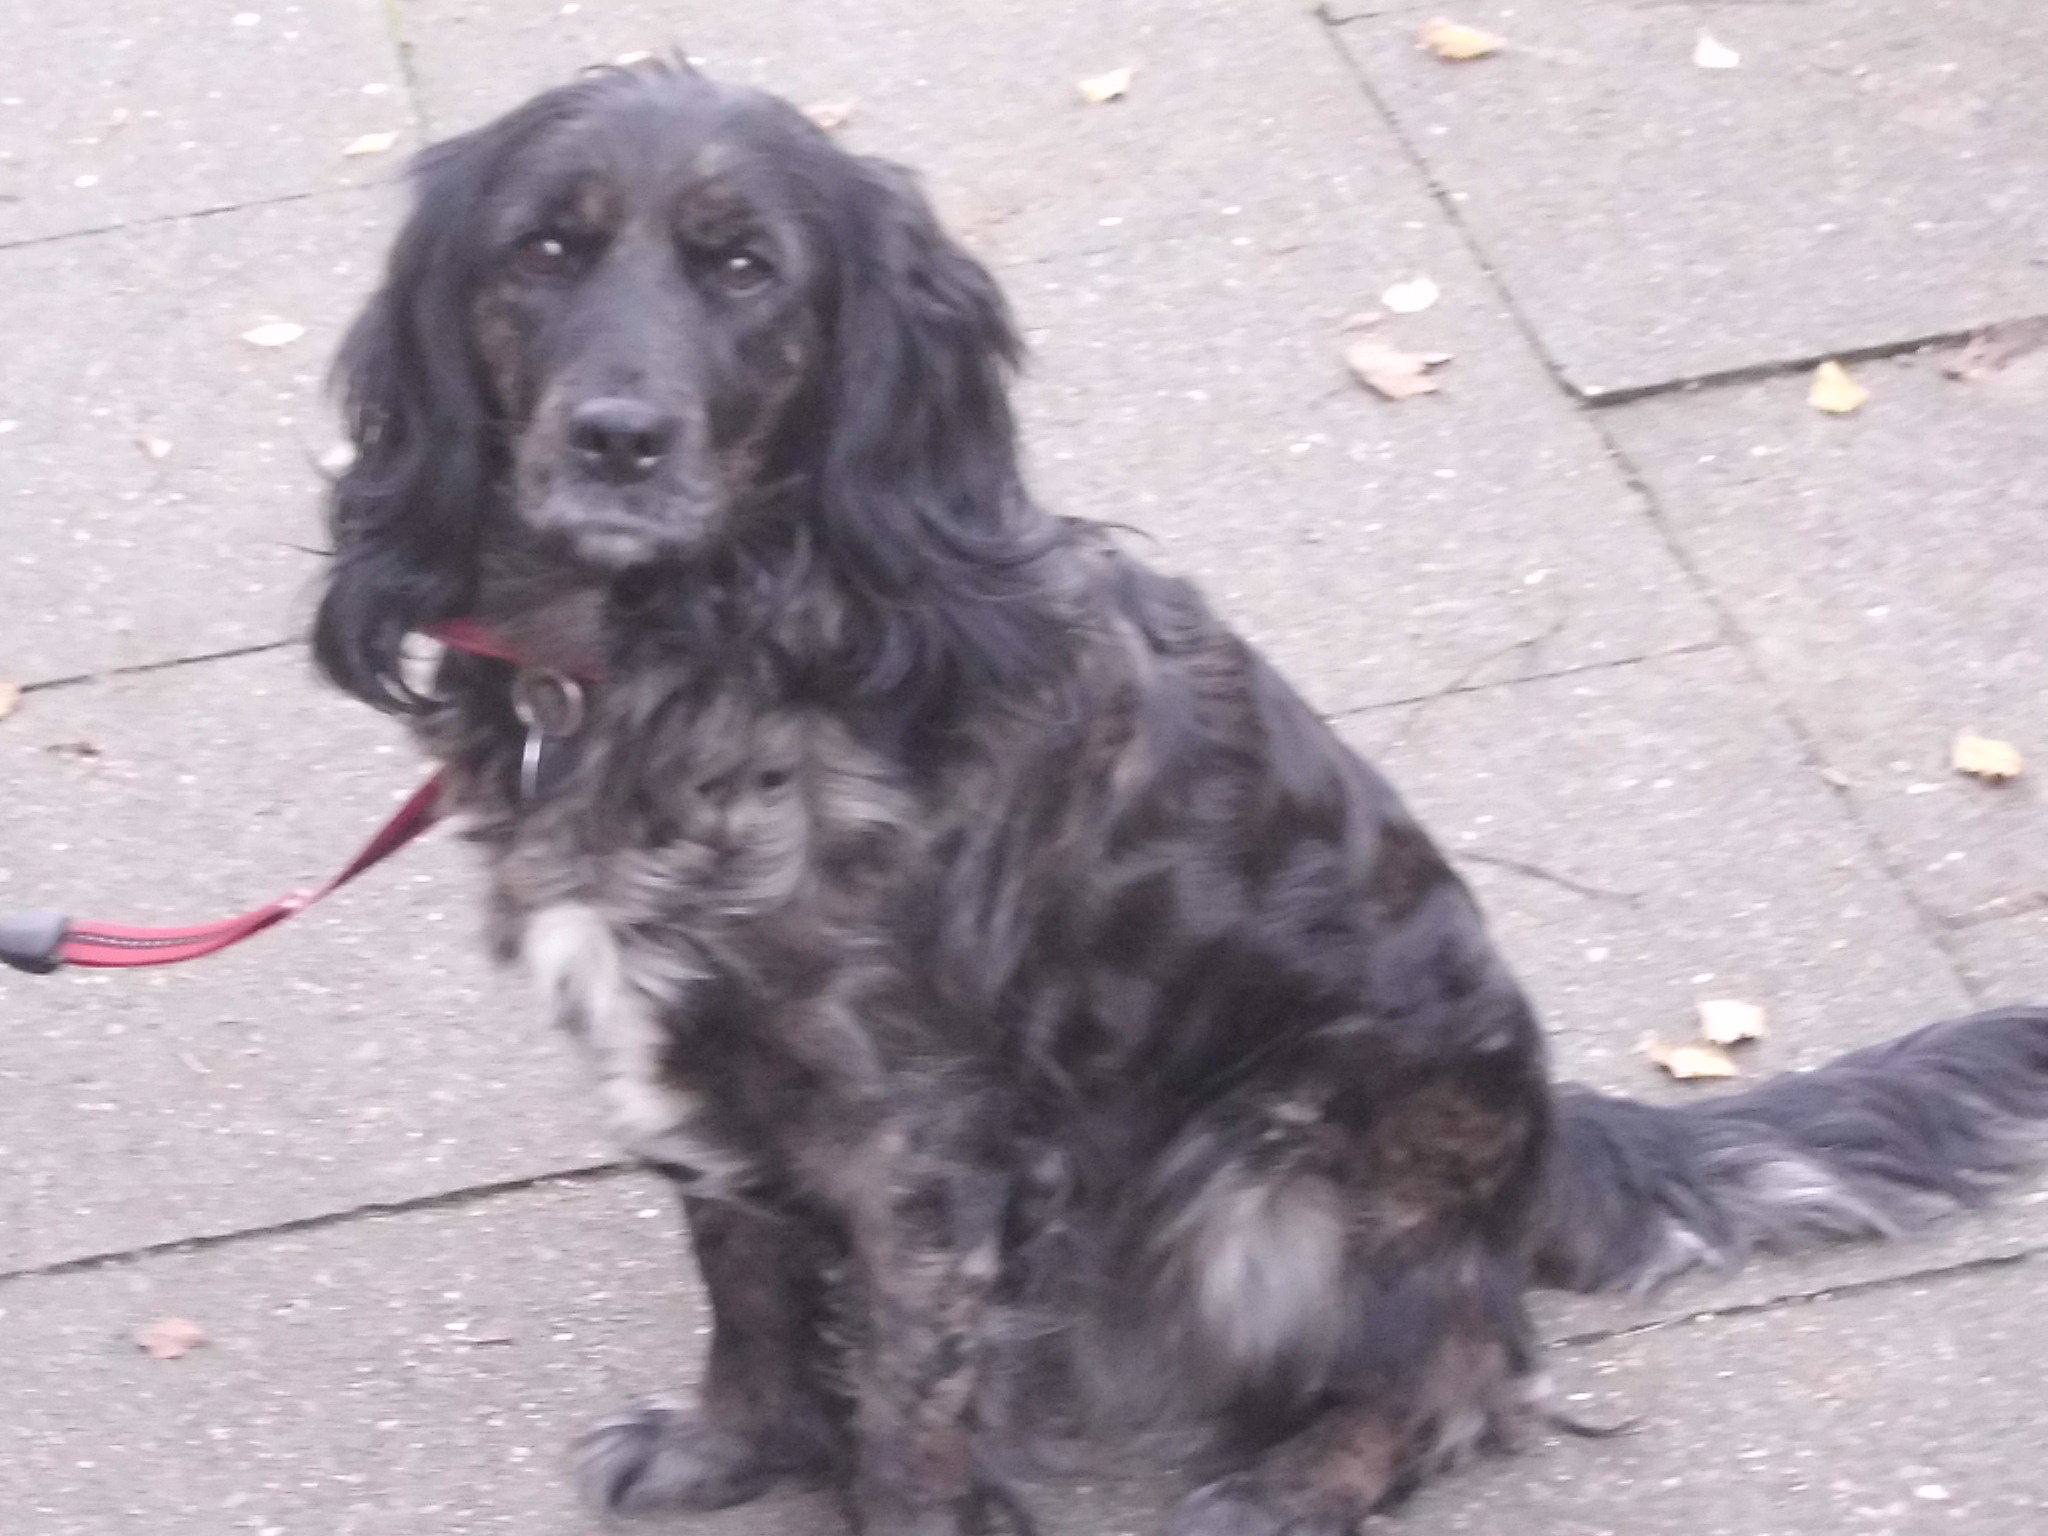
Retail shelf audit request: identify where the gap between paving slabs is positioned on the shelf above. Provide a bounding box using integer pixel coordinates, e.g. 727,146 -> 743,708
1324,1 -> 2048,400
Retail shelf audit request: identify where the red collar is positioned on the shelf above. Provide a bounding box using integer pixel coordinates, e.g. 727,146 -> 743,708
425,616 -> 607,682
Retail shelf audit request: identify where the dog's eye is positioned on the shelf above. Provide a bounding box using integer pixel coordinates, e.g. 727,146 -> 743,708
711,250 -> 774,294
512,232 -> 579,280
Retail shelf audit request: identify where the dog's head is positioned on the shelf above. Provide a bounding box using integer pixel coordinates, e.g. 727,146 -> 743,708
316,63 -> 1029,710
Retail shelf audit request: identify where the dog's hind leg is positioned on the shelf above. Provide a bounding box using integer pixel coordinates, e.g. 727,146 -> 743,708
1164,1300 -> 1529,1536
575,1190 -> 844,1517
1143,1027 -> 1550,1536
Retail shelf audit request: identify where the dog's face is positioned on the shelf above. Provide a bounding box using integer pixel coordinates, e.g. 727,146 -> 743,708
470,86 -> 825,571
315,64 -> 1032,712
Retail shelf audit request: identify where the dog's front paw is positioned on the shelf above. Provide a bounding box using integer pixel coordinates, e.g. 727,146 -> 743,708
1164,1474 -> 1358,1536
573,1398 -> 789,1517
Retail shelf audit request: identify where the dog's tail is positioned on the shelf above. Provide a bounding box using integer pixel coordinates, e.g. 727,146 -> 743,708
1531,1006 -> 2048,1293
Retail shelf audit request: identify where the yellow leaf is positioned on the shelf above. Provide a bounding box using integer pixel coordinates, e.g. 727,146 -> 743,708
1693,33 -> 1741,70
1648,1038 -> 1740,1081
1419,18 -> 1504,62
342,130 -> 400,157
1809,360 -> 1869,414
1697,999 -> 1768,1046
1381,276 -> 1440,315
1344,335 -> 1453,401
1952,734 -> 2023,783
241,321 -> 306,348
803,100 -> 858,132
0,682 -> 20,722
1077,67 -> 1134,104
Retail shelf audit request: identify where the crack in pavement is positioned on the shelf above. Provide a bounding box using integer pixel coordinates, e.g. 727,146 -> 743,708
15,637 -> 305,697
0,1159 -> 633,1290
0,181 -> 397,257
1323,638 -> 1730,725
1545,1246 -> 2042,1353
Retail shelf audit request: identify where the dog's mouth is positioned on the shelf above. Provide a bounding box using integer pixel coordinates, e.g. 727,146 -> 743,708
536,507 -> 704,573
519,471 -> 727,572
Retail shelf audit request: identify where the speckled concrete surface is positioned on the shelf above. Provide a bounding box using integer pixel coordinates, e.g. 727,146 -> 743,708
2,1 -> 2044,1532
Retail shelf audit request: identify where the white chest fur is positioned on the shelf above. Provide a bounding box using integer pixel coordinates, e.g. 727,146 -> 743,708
520,901 -> 751,1189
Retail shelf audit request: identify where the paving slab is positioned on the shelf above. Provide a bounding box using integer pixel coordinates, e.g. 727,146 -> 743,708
1408,1256 -> 2048,1534
1600,342 -> 2048,928
0,1174 -> 689,1536
0,187 -> 396,685
0,0 -> 413,246
0,1170 -> 1183,1536
401,0 -> 1443,269
1010,229 -> 1714,715
0,647 -> 609,1272
1331,0 -> 2048,397
1338,648 -> 2048,1332
1950,907 -> 2048,1005
1341,648 -> 1973,1082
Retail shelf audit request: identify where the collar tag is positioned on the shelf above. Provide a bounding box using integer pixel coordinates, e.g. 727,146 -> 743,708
511,670 -> 587,801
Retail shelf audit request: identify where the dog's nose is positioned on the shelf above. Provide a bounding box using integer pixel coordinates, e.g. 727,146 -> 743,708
567,397 -> 678,484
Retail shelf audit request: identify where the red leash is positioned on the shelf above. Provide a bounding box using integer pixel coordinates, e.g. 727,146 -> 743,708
0,621 -> 545,976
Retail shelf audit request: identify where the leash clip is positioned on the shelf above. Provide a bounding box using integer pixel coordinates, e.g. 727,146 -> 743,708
511,669 -> 586,802
0,909 -> 69,974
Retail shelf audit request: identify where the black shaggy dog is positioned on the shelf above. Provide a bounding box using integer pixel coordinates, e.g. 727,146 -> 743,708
317,63 -> 2048,1535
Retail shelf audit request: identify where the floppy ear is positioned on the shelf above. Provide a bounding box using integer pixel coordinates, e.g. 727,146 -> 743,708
817,159 -> 1064,712
312,133 -> 501,711
314,79 -> 616,711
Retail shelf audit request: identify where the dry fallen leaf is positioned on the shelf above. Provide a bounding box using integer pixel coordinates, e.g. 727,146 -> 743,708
803,100 -> 858,132
1697,998 -> 1768,1046
242,321 -> 306,349
136,433 -> 172,461
0,682 -> 21,723
1077,67 -> 1134,104
1648,1038 -> 1740,1081
1693,33 -> 1741,69
1952,734 -> 2024,783
137,1317 -> 208,1360
1809,359 -> 1869,415
1419,18 -> 1504,62
1344,335 -> 1453,401
1381,276 -> 1440,315
342,130 -> 400,158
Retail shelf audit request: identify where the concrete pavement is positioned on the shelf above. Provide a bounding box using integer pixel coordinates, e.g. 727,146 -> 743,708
3,1 -> 2044,1531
